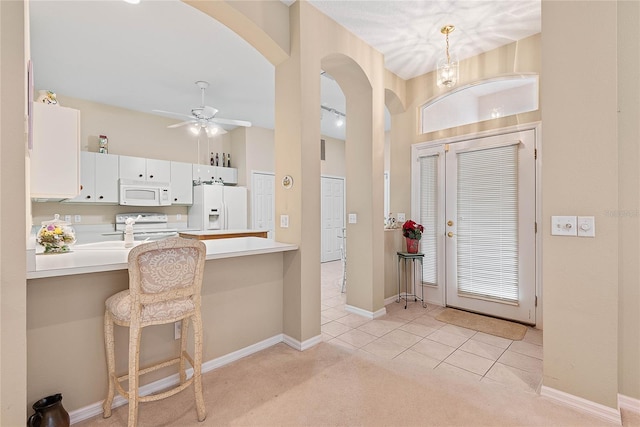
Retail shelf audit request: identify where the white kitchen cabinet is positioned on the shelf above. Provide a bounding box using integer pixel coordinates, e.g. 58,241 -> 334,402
170,161 -> 193,205
66,152 -> 119,203
192,164 -> 237,185
192,164 -> 216,182
216,166 -> 238,185
30,103 -> 80,200
119,155 -> 170,183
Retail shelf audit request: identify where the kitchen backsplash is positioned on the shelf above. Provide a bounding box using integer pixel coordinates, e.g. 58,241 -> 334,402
31,202 -> 188,228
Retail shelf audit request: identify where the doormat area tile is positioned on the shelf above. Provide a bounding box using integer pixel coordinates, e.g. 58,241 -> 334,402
435,308 -> 527,341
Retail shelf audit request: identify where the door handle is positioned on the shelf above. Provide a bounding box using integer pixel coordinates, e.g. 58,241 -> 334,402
447,220 -> 454,226
447,232 -> 455,238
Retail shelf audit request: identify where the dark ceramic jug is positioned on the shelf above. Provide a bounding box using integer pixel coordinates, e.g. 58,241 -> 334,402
27,394 -> 70,427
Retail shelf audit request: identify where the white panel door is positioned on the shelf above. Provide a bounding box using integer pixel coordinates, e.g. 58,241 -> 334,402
321,177 -> 345,262
252,172 -> 275,239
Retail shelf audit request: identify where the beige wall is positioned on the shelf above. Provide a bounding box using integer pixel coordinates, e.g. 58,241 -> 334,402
618,0 -> 640,400
541,1 -> 620,408
56,94 -> 231,165
1,1 -> 28,424
27,253 -> 285,412
320,135 -> 346,178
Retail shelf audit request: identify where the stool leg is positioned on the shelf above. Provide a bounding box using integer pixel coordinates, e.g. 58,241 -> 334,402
192,312 -> 207,422
179,318 -> 190,384
127,320 -> 141,427
103,311 -> 116,418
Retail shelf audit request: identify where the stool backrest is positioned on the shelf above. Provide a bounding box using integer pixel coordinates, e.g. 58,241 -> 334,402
127,237 -> 206,305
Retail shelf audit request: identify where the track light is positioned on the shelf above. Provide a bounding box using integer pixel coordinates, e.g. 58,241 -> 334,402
320,105 -> 346,128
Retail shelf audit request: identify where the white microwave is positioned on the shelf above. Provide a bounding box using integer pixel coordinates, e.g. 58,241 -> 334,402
119,180 -> 171,206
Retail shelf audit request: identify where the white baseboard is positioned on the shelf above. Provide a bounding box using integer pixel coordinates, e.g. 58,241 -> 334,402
540,385 -> 622,425
618,393 -> 640,415
283,333 -> 322,351
69,334 -> 284,425
345,304 -> 386,319
384,296 -> 398,306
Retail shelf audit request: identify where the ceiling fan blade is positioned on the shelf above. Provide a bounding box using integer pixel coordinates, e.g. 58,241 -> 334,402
211,117 -> 252,127
152,109 -> 195,120
167,120 -> 194,129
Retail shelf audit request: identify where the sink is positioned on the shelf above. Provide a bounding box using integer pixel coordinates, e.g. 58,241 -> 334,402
73,241 -> 143,250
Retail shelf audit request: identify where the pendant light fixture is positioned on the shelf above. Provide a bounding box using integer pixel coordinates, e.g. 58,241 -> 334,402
436,25 -> 458,88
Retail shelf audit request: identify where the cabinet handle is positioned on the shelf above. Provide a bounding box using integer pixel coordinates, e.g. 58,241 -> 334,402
139,174 -> 143,178
86,195 -> 91,199
99,195 -> 104,199
80,185 -> 84,190
174,198 -> 178,202
149,175 -> 154,179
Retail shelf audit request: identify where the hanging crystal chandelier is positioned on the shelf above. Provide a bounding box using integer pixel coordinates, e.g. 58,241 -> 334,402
436,25 -> 458,88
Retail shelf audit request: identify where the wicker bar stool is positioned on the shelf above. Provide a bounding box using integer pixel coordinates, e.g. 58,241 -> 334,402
102,237 -> 207,426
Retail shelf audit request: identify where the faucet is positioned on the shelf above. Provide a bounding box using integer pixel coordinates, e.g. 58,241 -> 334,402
124,215 -> 141,248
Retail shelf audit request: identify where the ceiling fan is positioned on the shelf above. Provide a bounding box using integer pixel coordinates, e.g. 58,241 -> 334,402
153,80 -> 251,136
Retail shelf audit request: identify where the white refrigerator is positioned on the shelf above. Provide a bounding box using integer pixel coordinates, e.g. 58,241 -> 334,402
188,184 -> 248,230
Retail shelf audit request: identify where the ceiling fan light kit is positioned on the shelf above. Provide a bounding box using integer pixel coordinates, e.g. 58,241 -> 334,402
153,80 -> 251,135
437,24 -> 459,89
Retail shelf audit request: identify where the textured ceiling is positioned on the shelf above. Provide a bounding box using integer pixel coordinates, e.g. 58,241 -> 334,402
308,0 -> 541,80
30,1 -> 540,141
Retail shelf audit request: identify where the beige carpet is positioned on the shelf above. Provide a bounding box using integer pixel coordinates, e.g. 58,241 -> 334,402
74,342 -> 629,427
435,308 -> 528,340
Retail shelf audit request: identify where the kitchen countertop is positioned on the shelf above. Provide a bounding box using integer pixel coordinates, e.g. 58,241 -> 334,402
27,237 -> 298,279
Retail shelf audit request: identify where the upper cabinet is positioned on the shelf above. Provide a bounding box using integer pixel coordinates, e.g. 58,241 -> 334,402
216,167 -> 238,185
119,155 -> 171,183
170,161 -> 193,205
30,103 -> 80,200
66,152 -> 119,203
192,164 -> 238,185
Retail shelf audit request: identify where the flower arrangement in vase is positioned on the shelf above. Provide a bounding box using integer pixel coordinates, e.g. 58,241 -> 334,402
37,214 -> 76,254
402,219 -> 424,254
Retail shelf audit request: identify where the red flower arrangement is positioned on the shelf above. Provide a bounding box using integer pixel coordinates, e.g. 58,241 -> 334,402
402,220 -> 424,240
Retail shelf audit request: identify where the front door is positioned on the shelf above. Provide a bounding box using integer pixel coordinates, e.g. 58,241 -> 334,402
415,128 -> 537,324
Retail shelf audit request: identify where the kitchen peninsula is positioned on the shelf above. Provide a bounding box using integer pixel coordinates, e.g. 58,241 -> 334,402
26,237 -> 298,420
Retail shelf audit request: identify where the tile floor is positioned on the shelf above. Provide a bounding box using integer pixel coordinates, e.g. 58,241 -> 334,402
320,260 -> 544,394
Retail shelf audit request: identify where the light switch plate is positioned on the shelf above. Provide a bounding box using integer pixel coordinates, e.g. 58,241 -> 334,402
280,215 -> 289,228
577,216 -> 595,237
551,216 -> 577,236
397,213 -> 406,222
348,213 -> 357,224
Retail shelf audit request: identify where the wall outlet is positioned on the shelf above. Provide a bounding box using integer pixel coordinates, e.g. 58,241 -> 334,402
174,321 -> 182,340
64,215 -> 72,222
397,213 -> 406,222
280,214 -> 289,228
74,215 -> 82,223
176,213 -> 182,221
348,213 -> 357,224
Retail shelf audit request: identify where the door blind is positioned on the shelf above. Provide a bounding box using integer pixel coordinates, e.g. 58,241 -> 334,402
419,155 -> 438,285
456,144 -> 519,302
